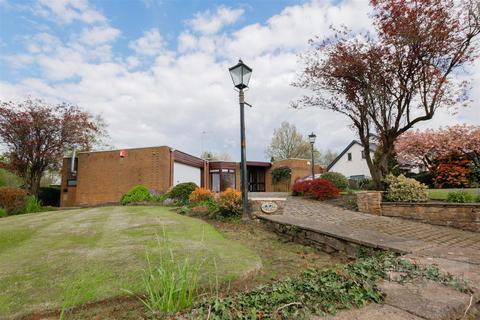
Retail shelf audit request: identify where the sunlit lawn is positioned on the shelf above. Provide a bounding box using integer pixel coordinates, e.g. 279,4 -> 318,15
428,188 -> 480,201
0,206 -> 260,318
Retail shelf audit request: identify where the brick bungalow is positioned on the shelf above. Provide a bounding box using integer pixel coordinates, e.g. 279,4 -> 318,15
60,146 -> 323,207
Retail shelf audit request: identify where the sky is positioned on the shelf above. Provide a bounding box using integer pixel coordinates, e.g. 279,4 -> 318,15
0,0 -> 479,161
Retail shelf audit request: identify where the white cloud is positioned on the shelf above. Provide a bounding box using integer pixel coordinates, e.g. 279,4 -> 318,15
36,0 -> 106,24
79,25 -> 120,45
187,5 -> 244,35
1,0 -> 479,162
128,28 -> 164,56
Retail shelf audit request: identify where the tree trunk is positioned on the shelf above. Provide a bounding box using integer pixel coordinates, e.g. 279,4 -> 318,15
28,171 -> 42,196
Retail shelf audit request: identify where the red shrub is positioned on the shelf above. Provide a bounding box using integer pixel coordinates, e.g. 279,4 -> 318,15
0,186 -> 27,214
292,179 -> 340,200
292,180 -> 313,196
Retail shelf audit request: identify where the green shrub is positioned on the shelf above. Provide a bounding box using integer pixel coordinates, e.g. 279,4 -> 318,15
358,178 -> 376,190
38,187 -> 60,207
0,168 -> 22,187
0,207 -> 7,218
384,174 -> 428,202
321,172 -> 349,190
121,185 -> 152,205
24,196 -> 42,213
446,190 -> 474,203
476,194 -> 480,203
168,182 -> 198,204
0,186 -> 27,215
271,166 -> 291,184
151,193 -> 167,203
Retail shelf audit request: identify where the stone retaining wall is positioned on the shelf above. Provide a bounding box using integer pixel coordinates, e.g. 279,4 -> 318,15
381,202 -> 479,232
261,219 -> 365,258
356,192 -> 480,232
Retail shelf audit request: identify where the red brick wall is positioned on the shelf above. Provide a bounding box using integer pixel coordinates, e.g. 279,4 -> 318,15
61,146 -> 173,206
265,159 -> 324,192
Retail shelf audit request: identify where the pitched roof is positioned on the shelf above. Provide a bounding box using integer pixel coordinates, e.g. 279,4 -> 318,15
326,140 -> 377,171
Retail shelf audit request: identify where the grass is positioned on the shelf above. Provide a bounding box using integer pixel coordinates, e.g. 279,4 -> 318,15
0,206 -> 261,318
428,188 -> 480,201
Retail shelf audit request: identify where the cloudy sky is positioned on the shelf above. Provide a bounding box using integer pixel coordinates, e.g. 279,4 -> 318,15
0,0 -> 479,161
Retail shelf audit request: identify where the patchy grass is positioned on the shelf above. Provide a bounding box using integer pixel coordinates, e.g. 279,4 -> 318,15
23,214 -> 337,319
428,188 -> 480,201
0,206 -> 261,318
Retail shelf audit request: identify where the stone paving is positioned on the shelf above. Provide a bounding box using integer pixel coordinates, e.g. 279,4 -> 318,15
258,196 -> 480,320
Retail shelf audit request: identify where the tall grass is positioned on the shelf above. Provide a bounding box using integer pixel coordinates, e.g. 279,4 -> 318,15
24,196 -> 42,213
137,250 -> 201,316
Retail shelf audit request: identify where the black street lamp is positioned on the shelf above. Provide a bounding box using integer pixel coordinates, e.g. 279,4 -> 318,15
229,59 -> 252,219
308,132 -> 316,180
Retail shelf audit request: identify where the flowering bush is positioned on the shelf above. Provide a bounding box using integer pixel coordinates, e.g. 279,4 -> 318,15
384,174 -> 428,202
189,187 -> 214,203
216,188 -> 242,219
0,186 -> 27,215
291,179 -> 340,200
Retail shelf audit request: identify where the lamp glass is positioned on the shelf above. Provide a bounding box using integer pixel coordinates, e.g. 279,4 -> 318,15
229,60 -> 252,89
308,133 -> 316,144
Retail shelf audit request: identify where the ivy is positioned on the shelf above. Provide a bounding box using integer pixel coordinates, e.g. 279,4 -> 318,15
272,166 -> 292,184
189,250 -> 471,319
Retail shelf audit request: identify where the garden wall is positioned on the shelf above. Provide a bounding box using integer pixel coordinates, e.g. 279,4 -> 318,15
356,192 -> 480,232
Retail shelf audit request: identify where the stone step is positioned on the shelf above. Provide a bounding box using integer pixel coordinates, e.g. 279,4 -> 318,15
316,304 -> 424,320
378,280 -> 472,320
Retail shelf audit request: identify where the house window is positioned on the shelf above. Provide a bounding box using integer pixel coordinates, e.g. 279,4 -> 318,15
361,151 -> 366,159
210,169 -> 235,192
347,153 -> 352,161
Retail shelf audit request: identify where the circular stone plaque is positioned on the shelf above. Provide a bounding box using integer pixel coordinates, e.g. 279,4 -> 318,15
261,201 -> 278,214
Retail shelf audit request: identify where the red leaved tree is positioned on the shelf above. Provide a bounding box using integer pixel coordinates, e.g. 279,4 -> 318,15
0,98 -> 107,195
293,0 -> 480,189
395,124 -> 480,187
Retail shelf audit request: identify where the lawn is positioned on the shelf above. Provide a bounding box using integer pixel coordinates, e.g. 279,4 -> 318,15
428,188 -> 480,201
0,206 -> 261,318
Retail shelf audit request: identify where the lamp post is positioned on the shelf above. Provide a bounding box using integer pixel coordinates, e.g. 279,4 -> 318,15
229,59 -> 252,219
308,132 -> 316,180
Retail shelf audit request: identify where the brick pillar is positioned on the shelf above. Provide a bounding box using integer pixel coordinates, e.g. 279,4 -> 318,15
356,192 -> 382,215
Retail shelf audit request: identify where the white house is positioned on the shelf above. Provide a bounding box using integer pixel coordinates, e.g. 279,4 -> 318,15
327,140 -> 376,179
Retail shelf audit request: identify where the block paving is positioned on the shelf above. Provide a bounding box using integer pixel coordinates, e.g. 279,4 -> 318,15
258,196 -> 480,320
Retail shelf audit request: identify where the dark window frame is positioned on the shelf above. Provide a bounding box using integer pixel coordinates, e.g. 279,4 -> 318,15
347,153 -> 352,161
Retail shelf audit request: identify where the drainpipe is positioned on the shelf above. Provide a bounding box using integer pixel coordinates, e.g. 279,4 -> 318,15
70,146 -> 77,173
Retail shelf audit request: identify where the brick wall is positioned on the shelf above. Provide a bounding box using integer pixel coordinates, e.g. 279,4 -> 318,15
61,146 -> 173,206
265,159 -> 323,192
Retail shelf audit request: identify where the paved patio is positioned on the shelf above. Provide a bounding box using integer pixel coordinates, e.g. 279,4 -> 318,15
258,196 -> 480,320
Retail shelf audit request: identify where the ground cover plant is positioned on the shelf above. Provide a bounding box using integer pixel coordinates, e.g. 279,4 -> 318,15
189,250 -> 471,319
0,206 -> 260,317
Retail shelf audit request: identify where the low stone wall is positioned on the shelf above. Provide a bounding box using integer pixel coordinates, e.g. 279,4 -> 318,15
356,191 -> 382,215
381,202 -> 479,232
356,192 -> 480,232
261,219 -> 364,258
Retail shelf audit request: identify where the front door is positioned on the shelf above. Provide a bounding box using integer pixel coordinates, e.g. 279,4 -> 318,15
248,167 -> 265,192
